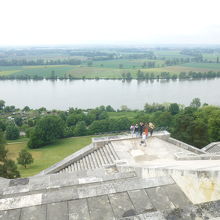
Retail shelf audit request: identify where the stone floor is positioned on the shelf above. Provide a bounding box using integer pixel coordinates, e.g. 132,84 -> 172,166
112,136 -> 196,166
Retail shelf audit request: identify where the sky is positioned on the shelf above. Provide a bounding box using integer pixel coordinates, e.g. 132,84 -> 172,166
0,0 -> 220,46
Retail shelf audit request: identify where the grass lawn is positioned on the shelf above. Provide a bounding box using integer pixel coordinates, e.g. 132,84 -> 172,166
108,112 -> 138,119
6,136 -> 92,177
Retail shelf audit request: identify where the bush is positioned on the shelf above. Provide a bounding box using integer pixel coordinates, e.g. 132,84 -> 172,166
5,123 -> 19,140
28,115 -> 65,148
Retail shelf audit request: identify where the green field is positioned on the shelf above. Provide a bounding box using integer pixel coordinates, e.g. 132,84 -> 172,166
0,62 -> 219,79
180,62 -> 220,70
90,59 -> 165,69
0,48 -> 219,79
6,136 -> 92,177
108,112 -> 138,119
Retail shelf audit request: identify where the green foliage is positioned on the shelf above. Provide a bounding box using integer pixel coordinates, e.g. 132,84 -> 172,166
0,120 -> 6,131
0,159 -> 20,179
67,113 -> 86,126
135,113 -> 150,123
0,132 -> 20,178
17,149 -> 34,168
208,109 -> 220,142
74,121 -> 87,136
0,100 -> 5,110
22,106 -> 30,112
106,105 -> 115,112
28,115 -> 65,148
168,103 -> 180,115
0,132 -> 7,161
6,123 -> 20,140
190,98 -> 201,108
144,103 -> 165,113
14,117 -> 23,127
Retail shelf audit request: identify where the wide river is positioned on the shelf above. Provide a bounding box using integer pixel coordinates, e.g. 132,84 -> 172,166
0,78 -> 219,110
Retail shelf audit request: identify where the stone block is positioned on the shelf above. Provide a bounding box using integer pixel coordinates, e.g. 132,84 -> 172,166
20,205 -> 46,220
108,192 -> 136,218
68,199 -> 90,220
42,187 -> 78,204
145,186 -> 175,211
162,184 -> 192,208
128,189 -> 154,214
29,175 -> 50,191
47,201 -> 68,220
87,195 -> 115,220
9,178 -> 29,187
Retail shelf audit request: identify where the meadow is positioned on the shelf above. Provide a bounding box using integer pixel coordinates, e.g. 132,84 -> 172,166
6,136 -> 92,177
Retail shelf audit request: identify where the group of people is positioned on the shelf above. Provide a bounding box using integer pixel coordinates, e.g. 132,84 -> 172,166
130,122 -> 155,146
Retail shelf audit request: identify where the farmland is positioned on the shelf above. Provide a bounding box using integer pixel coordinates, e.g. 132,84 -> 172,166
0,47 -> 220,79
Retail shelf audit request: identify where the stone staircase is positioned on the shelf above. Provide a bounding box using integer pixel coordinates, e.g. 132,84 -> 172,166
58,142 -> 120,173
202,142 -> 220,153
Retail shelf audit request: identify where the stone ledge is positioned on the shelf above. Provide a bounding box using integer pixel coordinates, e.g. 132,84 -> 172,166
165,137 -> 205,155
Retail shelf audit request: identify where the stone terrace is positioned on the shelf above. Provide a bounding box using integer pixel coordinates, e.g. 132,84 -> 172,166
1,131 -> 220,219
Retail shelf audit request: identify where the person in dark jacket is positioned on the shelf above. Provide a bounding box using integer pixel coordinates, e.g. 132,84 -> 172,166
134,124 -> 139,137
139,122 -> 144,137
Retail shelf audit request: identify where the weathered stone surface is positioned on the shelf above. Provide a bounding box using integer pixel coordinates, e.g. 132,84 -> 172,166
0,209 -> 21,220
162,205 -> 203,220
128,189 -> 154,213
198,200 -> 220,219
108,192 -> 136,218
112,176 -> 174,193
163,184 -> 192,208
0,194 -> 42,211
29,176 -> 50,191
145,186 -> 175,210
119,211 -> 166,220
42,187 -> 78,204
9,178 -> 29,187
47,201 -> 68,220
20,205 -> 46,220
142,211 -> 166,220
0,210 -> 7,220
88,195 -> 115,220
49,173 -> 78,188
3,185 -> 29,196
68,199 -> 90,220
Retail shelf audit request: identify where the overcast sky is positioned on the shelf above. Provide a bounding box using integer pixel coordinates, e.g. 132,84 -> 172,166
0,0 -> 220,46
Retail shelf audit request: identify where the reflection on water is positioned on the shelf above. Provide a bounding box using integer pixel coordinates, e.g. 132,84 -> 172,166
0,78 -> 219,110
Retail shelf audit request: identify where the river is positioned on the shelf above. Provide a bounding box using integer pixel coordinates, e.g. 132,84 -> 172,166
0,78 -> 219,110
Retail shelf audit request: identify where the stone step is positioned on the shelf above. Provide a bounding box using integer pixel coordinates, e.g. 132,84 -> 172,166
99,147 -> 108,164
102,145 -> 112,164
89,153 -> 96,169
97,148 -> 105,165
109,142 -> 120,160
93,150 -> 101,167
74,162 -> 77,171
91,152 -> 99,168
105,144 -> 116,163
88,154 -> 94,169
79,160 -> 84,170
82,157 -> 87,170
85,155 -> 92,169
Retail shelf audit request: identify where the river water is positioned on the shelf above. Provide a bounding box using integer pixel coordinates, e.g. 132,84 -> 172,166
0,78 -> 219,110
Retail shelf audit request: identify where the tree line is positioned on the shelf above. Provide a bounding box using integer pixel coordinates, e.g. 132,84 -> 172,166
0,58 -> 82,66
